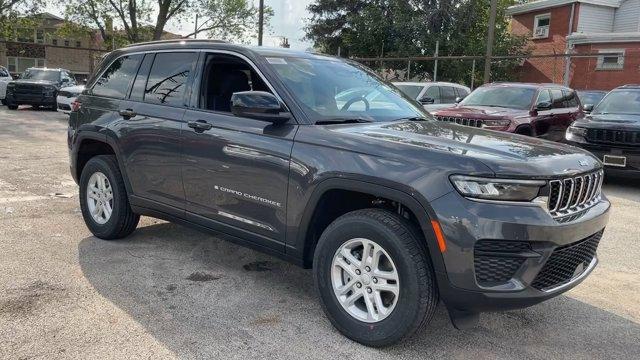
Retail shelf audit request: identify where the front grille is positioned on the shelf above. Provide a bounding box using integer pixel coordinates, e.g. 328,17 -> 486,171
586,128 -> 640,146
434,115 -> 483,127
15,84 -> 43,95
547,170 -> 603,218
474,240 -> 531,286
531,231 -> 603,291
58,90 -> 72,97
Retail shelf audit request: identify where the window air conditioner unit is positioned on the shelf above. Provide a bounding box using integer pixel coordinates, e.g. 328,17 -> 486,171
534,26 -> 549,38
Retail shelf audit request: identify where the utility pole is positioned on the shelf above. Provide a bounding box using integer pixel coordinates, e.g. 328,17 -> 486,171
194,13 -> 198,39
258,0 -> 264,46
484,0 -> 498,83
433,40 -> 439,81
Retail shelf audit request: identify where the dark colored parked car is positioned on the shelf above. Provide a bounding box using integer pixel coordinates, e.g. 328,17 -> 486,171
5,67 -> 76,110
68,40 -> 610,347
577,90 -> 607,110
566,85 -> 640,177
434,82 -> 583,141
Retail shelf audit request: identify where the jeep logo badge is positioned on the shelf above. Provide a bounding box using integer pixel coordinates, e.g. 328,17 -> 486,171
579,160 -> 589,167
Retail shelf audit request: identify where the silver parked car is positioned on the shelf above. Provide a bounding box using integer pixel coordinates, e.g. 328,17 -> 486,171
393,81 -> 471,112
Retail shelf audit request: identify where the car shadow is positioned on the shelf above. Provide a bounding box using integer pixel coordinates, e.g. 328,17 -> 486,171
78,222 -> 640,359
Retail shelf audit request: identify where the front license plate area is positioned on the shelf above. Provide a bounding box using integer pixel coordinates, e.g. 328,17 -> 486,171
603,155 -> 626,167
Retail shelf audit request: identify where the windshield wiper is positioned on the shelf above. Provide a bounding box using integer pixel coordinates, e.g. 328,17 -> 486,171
394,116 -> 430,122
315,117 -> 373,125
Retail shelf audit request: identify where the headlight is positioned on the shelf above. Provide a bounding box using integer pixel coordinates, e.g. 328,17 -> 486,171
450,175 -> 545,201
481,119 -> 511,130
565,126 -> 587,143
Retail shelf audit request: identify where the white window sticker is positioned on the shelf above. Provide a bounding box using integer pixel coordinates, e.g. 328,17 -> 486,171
266,57 -> 287,65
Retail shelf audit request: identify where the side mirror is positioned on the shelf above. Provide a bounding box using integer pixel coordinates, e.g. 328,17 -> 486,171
419,96 -> 435,104
230,91 -> 290,125
61,78 -> 69,83
582,104 -> 594,113
455,96 -> 464,103
536,101 -> 552,111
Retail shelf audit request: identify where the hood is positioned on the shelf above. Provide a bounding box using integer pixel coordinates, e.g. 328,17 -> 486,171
573,113 -> 640,130
12,79 -> 58,86
60,85 -> 85,94
330,120 -> 600,177
435,105 -> 527,119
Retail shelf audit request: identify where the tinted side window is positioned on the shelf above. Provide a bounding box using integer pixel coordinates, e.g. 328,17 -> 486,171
130,54 -> 155,101
563,90 -> 578,107
145,52 -> 197,106
92,55 -> 142,99
550,89 -> 565,109
423,86 -> 440,103
441,86 -> 457,103
536,89 -> 551,105
455,87 -> 470,97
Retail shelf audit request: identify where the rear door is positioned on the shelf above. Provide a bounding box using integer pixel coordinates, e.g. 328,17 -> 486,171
117,51 -> 198,212
181,52 -> 296,250
548,88 -> 573,141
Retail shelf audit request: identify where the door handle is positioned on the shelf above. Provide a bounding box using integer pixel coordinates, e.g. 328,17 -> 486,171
119,108 -> 137,119
188,120 -> 213,133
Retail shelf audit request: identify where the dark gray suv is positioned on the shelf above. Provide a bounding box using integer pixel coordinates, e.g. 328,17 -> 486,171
67,40 -> 610,347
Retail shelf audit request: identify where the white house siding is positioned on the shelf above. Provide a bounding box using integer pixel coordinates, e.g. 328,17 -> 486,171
577,4 -> 615,33
613,0 -> 640,32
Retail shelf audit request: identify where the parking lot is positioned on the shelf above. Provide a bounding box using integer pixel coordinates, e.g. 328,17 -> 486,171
0,106 -> 638,359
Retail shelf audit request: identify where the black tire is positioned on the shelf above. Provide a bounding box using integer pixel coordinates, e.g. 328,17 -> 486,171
313,209 -> 438,347
79,155 -> 139,240
7,104 -> 18,110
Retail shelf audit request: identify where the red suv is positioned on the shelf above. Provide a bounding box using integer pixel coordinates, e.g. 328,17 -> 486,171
433,83 -> 584,142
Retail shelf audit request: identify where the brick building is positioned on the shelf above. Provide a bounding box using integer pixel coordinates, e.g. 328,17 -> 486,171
0,13 -> 108,81
0,13 -> 182,82
507,0 -> 640,90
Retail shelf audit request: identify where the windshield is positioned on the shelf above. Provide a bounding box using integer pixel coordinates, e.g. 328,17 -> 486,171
592,90 -> 640,116
21,69 -> 60,82
460,86 -> 536,110
395,84 -> 424,100
578,91 -> 606,106
267,56 -> 427,123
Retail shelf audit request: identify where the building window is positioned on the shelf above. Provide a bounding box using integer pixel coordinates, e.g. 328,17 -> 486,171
533,13 -> 550,39
597,49 -> 625,70
64,40 -> 70,47
75,41 -> 81,48
52,38 -> 58,46
6,57 -> 46,73
36,29 -> 44,44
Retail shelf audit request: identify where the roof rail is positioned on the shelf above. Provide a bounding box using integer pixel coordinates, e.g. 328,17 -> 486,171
123,38 -> 229,48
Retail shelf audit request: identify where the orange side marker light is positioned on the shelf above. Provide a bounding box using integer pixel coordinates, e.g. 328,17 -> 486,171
431,220 -> 447,253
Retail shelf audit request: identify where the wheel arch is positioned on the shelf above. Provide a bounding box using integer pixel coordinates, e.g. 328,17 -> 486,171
295,178 -> 445,272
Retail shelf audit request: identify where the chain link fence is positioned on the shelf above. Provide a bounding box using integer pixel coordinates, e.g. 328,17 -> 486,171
354,51 -> 639,91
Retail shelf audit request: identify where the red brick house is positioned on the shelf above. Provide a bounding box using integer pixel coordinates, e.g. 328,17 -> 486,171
507,0 -> 640,90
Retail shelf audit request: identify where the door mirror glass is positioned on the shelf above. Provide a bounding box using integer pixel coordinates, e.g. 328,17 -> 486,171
419,96 -> 435,104
536,101 -> 552,111
455,96 -> 464,103
230,91 -> 290,124
582,104 -> 594,113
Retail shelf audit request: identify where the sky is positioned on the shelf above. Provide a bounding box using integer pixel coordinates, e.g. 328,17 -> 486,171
45,0 -> 315,50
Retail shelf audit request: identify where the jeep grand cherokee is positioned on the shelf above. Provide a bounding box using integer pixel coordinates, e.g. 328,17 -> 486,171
67,40 -> 610,347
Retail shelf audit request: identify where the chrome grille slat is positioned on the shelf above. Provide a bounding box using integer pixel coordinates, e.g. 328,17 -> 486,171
434,116 -> 484,128
547,170 -> 603,219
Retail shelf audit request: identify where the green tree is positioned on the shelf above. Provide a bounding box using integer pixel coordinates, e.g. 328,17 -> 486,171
305,0 -> 528,85
0,0 -> 42,38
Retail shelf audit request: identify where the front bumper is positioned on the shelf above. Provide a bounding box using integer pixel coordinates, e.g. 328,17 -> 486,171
567,141 -> 640,177
5,91 -> 57,106
430,191 -> 610,312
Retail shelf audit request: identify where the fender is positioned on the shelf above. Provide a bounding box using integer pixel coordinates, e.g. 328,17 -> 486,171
72,127 -> 134,197
290,176 -> 449,273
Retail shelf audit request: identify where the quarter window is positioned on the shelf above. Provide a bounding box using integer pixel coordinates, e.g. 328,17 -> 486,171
92,54 -> 142,99
145,52 -> 197,106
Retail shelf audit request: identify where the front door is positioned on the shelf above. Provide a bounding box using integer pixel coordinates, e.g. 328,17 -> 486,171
181,53 -> 296,250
